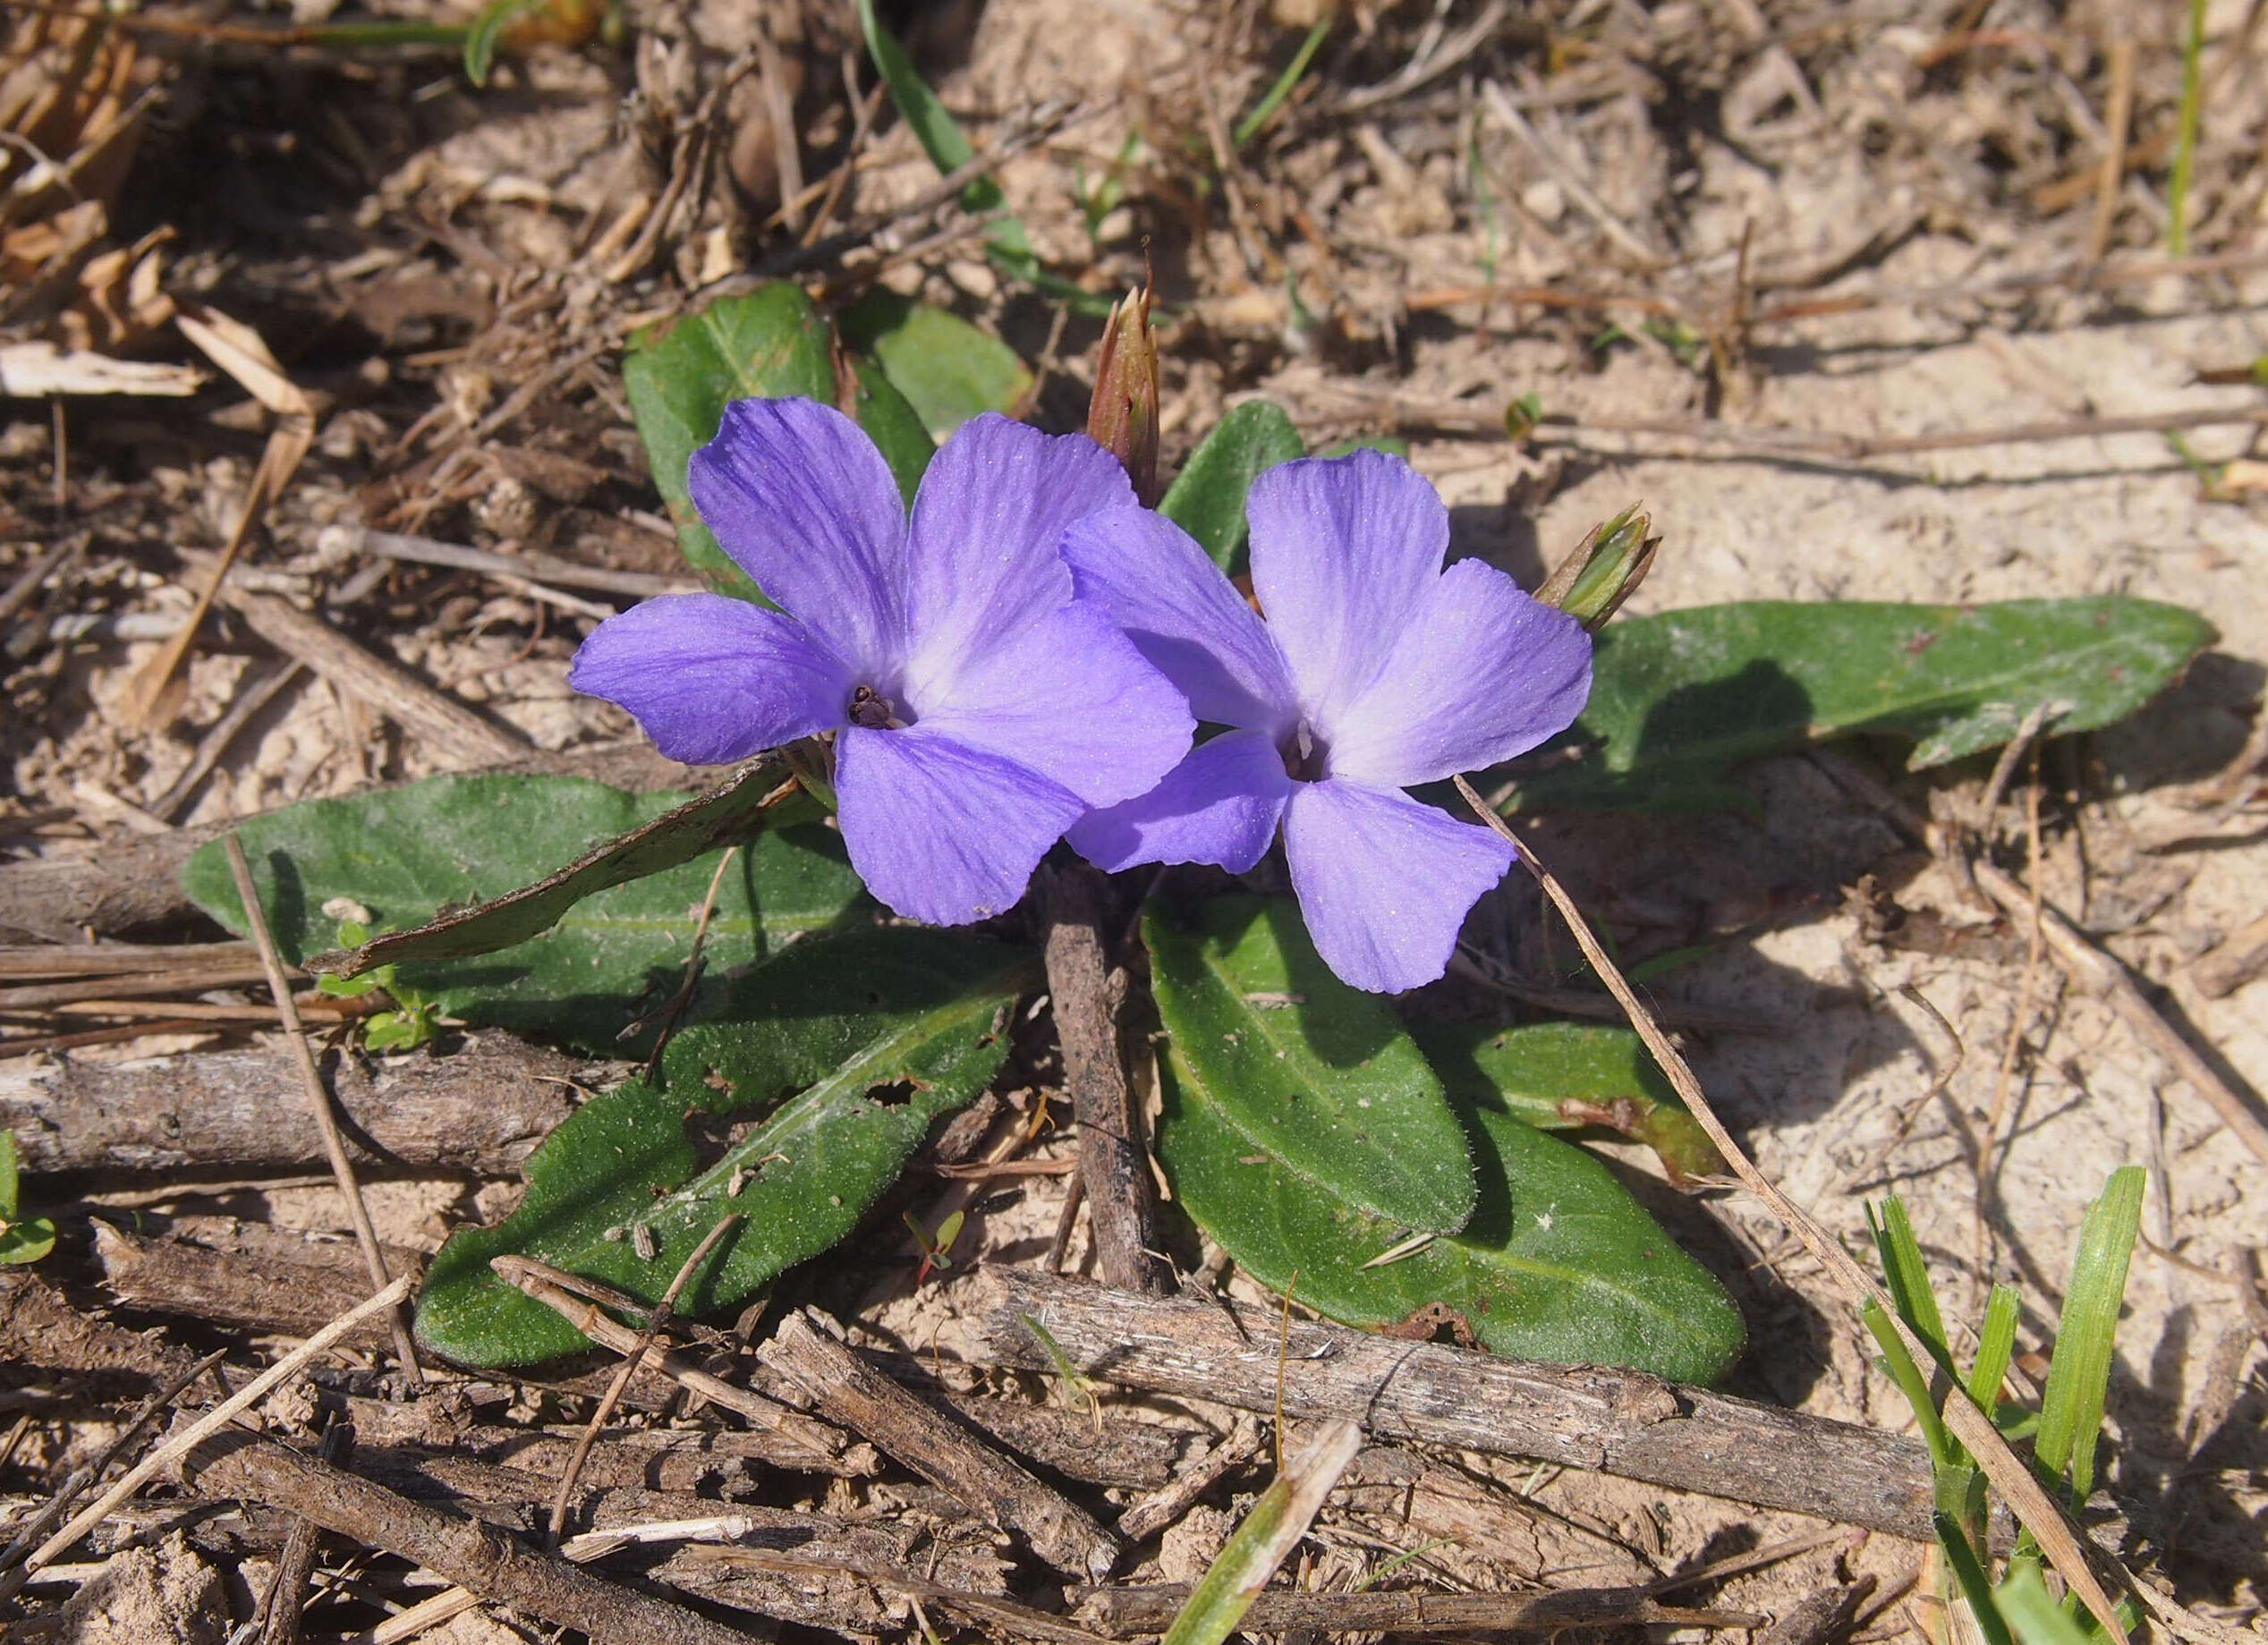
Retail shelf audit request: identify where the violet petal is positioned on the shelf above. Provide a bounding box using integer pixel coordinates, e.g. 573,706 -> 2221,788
687,398 -> 910,672
834,724 -> 1085,926
568,593 -> 849,767
912,600 -> 1193,809
1247,451 -> 1448,724
1059,505 -> 1297,734
1324,558 -> 1593,788
1067,728 -> 1294,874
1281,777 -> 1515,993
901,415 -> 1133,700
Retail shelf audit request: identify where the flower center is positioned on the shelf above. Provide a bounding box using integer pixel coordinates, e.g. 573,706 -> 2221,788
1280,722 -> 1329,783
847,683 -> 910,731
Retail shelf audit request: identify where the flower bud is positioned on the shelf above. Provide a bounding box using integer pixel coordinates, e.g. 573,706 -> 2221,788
1086,283 -> 1160,505
1535,505 -> 1658,632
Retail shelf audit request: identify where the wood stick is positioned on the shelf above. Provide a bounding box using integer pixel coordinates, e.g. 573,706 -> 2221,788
333,524 -> 696,601
0,940 -> 259,978
181,1428 -> 767,1645
0,961 -> 276,1009
0,1032 -> 585,1175
548,1214 -> 742,1542
219,587 -> 529,767
1041,864 -> 1172,1295
224,835 -> 421,1381
986,1271 -> 1961,1545
758,1307 -> 1123,1581
4,1273 -> 412,1591
495,1257 -> 857,1470
1083,1584 -> 1757,1634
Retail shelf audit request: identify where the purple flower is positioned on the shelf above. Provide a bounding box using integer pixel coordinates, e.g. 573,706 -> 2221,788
1063,451 -> 1593,992
571,400 -> 1194,926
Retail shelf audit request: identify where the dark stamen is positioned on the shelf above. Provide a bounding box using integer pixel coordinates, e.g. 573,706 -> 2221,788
1281,723 -> 1328,783
848,684 -> 900,730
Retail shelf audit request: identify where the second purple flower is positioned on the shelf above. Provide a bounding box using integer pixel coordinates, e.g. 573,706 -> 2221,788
1064,450 -> 1594,993
571,400 -> 1194,926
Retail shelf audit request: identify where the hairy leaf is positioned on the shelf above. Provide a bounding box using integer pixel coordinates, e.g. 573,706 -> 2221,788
1506,598 -> 2216,810
416,926 -> 1032,1365
1147,898 -> 1475,1235
839,293 -> 1032,437
1158,401 -> 1305,573
623,284 -> 834,594
183,774 -> 864,1052
1156,1044 -> 1745,1383
1409,1020 -> 1719,1183
302,761 -> 813,981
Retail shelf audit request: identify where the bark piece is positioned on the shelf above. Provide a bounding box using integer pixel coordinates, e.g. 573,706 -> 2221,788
759,1308 -> 1122,1581
181,1429 -> 768,1645
986,1272 -> 1954,1543
1,1033 -> 588,1175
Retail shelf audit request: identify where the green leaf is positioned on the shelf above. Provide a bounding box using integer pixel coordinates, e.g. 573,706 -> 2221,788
2034,1166 -> 2145,1507
302,761 -> 814,983
415,927 -> 1032,1365
838,292 -> 1032,438
0,1132 -> 55,1267
183,774 -> 865,1054
462,0 -> 538,84
623,284 -> 836,594
1408,1020 -> 1718,1183
1507,598 -> 2218,811
850,355 -> 934,505
1158,402 -> 1305,573
1157,1044 -> 1744,1382
1146,897 -> 1475,1235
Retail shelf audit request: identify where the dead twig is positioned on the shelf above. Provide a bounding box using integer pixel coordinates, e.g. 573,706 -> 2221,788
1083,1584 -> 1758,1635
0,1272 -> 412,1596
0,1347 -> 225,1577
758,1307 -> 1122,1581
220,588 -> 529,767
182,1427 -> 766,1645
224,833 -> 422,1382
1041,863 -> 1172,1295
548,1214 -> 743,1542
991,1270 -> 1982,1545
496,1256 -> 854,1468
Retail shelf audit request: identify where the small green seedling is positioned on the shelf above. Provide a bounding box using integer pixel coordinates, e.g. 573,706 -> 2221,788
314,911 -> 446,1052
1018,1311 -> 1105,1436
0,1132 -> 57,1267
1865,1169 -> 2145,1645
902,1208 -> 964,1286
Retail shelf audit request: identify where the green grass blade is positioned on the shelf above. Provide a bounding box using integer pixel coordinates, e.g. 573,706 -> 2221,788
2168,0 -> 2207,254
1936,1512 -> 2017,1645
2034,1166 -> 2145,1507
1161,1421 -> 1361,1645
1969,1284 -> 2021,1421
1869,1197 -> 1953,1369
1234,19 -> 1329,148
1995,1564 -> 2112,1645
1863,1298 -> 1953,1471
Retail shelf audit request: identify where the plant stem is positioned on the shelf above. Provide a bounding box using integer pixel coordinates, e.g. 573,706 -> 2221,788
2168,0 -> 2207,253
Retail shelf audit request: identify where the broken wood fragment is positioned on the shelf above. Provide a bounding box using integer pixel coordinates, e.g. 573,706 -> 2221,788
759,1306 -> 1123,1581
